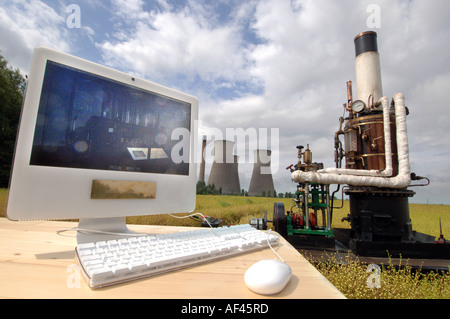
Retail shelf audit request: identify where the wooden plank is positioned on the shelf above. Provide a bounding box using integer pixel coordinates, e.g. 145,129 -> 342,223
0,218 -> 345,299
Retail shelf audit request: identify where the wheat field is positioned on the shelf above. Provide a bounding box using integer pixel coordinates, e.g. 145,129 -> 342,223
2,190 -> 449,239
126,194 -> 450,241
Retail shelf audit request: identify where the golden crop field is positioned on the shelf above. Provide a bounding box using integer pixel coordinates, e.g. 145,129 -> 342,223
125,194 -> 450,241
2,190 -> 449,239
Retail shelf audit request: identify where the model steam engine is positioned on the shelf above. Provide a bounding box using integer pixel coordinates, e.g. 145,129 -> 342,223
255,32 -> 449,260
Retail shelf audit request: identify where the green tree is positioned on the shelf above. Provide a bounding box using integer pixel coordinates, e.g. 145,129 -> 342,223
196,181 -> 207,194
0,54 -> 25,187
196,181 -> 223,195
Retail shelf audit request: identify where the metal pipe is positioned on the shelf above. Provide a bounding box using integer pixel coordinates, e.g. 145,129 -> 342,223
326,185 -> 331,230
304,185 -> 310,229
354,31 -> 383,110
317,96 -> 393,177
347,81 -> 353,113
291,93 -> 410,189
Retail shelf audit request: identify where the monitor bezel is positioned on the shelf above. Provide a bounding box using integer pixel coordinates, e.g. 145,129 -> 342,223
6,47 -> 198,222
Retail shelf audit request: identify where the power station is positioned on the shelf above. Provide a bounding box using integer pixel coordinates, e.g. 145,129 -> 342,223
198,136 -> 207,183
248,149 -> 275,197
207,140 -> 241,195
200,140 -> 276,197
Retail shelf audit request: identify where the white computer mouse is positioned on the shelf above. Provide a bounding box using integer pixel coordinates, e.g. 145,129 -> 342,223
244,259 -> 292,295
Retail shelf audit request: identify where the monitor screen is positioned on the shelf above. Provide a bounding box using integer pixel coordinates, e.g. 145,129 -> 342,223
31,60 -> 191,176
7,47 -> 198,222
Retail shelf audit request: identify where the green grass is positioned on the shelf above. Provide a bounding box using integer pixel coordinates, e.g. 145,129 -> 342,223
128,194 -> 450,241
1,189 -> 449,298
409,203 -> 450,239
2,191 -> 449,239
127,195 -> 284,227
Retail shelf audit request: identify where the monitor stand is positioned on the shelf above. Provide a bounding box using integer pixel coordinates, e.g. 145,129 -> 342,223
76,217 -> 140,244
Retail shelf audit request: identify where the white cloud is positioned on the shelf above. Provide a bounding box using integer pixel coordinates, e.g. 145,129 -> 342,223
409,74 -> 450,148
98,2 -> 255,92
0,0 -> 70,72
1,0 -> 449,203
111,0 -> 150,21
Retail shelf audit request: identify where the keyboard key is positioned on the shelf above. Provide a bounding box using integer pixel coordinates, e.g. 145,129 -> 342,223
76,224 -> 279,288
90,267 -> 114,282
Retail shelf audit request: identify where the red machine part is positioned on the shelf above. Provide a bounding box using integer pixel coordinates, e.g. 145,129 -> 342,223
309,212 -> 316,228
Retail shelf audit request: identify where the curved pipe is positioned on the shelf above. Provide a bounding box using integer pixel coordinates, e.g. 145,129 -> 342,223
318,96 -> 392,177
291,93 -> 410,189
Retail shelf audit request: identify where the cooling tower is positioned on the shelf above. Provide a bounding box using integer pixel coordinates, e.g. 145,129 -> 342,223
207,140 -> 241,194
199,136 -> 206,182
248,149 -> 275,196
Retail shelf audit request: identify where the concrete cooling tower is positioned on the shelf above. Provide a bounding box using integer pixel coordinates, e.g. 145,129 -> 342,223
207,140 -> 241,195
199,136 -> 206,183
248,149 -> 275,196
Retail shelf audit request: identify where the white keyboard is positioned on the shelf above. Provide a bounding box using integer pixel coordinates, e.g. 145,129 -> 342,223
76,224 -> 279,288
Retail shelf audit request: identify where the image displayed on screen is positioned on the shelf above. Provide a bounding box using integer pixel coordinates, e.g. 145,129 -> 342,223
30,60 -> 191,175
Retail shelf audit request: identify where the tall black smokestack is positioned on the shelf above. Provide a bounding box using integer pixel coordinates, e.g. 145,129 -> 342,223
354,31 -> 383,111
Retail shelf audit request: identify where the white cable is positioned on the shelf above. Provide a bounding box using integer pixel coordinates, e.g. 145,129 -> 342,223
57,213 -> 214,237
266,229 -> 285,263
168,212 -> 213,228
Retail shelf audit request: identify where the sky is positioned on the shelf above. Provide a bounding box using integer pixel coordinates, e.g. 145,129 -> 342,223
1,0 -> 450,204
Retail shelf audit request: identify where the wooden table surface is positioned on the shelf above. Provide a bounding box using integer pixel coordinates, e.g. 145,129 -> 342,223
0,218 -> 345,299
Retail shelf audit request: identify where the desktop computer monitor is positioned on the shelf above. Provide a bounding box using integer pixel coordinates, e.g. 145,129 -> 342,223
6,47 -> 198,243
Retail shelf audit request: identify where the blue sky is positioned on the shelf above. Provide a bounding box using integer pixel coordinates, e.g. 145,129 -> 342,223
1,0 -> 450,205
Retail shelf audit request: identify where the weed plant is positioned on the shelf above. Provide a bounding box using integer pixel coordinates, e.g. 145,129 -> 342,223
306,252 -> 450,299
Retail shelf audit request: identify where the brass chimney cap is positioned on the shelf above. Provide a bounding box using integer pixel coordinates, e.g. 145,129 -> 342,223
354,31 -> 378,43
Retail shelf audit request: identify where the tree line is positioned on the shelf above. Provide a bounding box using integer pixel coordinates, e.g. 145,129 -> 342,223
0,53 -> 25,188
196,181 -> 294,198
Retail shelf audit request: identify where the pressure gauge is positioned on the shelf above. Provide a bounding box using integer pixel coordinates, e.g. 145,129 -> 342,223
352,100 -> 366,113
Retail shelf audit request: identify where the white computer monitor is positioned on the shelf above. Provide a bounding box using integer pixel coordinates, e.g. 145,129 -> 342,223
6,47 -> 198,243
